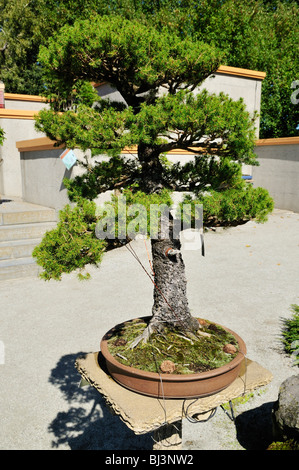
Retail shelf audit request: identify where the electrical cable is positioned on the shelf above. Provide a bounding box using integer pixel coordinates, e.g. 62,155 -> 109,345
125,241 -> 186,330
125,240 -> 248,437
126,240 -> 187,446
182,398 -> 217,423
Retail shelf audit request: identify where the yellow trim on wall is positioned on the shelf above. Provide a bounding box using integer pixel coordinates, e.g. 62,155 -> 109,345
121,146 -> 200,155
93,66 -> 267,89
256,137 -> 299,146
17,136 -> 299,153
16,137 -> 64,152
217,66 -> 266,80
0,109 -> 38,120
16,140 -> 196,154
4,93 -> 46,102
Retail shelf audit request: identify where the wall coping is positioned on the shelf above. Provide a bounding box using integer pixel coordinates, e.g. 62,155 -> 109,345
16,137 -> 64,152
16,139 -> 237,154
256,136 -> 299,146
93,66 -> 266,87
216,65 -> 266,80
0,109 -> 39,120
4,93 -> 46,102
122,146 -> 201,155
16,138 -> 199,153
17,135 -> 299,153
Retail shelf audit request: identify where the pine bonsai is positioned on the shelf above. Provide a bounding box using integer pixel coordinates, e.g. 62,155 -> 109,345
33,14 -> 273,345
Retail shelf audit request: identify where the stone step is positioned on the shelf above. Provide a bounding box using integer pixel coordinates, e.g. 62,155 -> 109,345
0,201 -> 56,226
0,238 -> 42,260
0,222 -> 57,242
0,200 -> 57,280
0,257 -> 41,281
0,208 -> 56,225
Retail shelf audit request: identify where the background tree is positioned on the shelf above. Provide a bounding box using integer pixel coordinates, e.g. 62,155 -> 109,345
183,0 -> 299,138
0,0 -> 100,93
125,0 -> 299,138
0,0 -> 45,93
1,0 -> 297,137
33,14 -> 273,342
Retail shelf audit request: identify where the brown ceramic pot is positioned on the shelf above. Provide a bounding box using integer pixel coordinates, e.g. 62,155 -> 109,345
100,318 -> 247,399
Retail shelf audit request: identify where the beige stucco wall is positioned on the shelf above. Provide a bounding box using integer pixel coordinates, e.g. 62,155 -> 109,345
197,71 -> 262,138
20,146 -> 90,210
253,138 -> 299,213
0,96 -> 48,198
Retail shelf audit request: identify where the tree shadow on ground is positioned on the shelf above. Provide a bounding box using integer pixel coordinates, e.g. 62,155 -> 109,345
0,199 -> 12,204
48,353 -> 153,450
234,402 -> 275,450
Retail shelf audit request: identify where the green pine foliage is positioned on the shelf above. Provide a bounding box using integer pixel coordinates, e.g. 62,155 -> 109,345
32,199 -> 107,280
181,186 -> 274,227
62,156 -> 140,201
169,156 -> 251,193
196,186 -> 274,226
95,185 -> 173,241
109,186 -> 173,240
32,186 -> 174,280
179,158 -> 274,226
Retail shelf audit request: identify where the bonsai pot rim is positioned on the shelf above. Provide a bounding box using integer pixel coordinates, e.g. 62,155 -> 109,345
100,317 -> 247,398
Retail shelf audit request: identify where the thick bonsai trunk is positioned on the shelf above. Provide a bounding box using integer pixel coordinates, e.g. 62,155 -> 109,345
149,216 -> 199,335
129,144 -> 199,347
130,225 -> 199,347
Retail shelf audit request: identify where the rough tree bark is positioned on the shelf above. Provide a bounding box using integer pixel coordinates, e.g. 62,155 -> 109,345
130,145 -> 200,346
150,220 -> 200,334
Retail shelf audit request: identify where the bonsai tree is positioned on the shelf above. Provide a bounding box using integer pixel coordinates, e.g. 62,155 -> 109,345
33,15 -> 273,346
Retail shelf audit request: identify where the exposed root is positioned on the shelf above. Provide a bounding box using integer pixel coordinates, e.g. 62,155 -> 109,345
128,324 -> 154,348
197,330 -> 212,338
128,317 -> 207,349
176,333 -> 194,343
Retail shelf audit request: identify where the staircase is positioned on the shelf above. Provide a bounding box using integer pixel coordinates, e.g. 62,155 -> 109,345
0,198 -> 57,281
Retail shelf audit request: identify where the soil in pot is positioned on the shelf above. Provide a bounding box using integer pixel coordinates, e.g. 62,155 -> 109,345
105,317 -> 240,375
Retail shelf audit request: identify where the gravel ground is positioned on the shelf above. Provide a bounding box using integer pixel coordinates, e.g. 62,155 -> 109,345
0,208 -> 298,450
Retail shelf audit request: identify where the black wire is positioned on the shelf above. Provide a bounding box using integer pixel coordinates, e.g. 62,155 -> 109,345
125,241 -> 186,330
126,241 -> 247,433
182,399 -> 217,423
